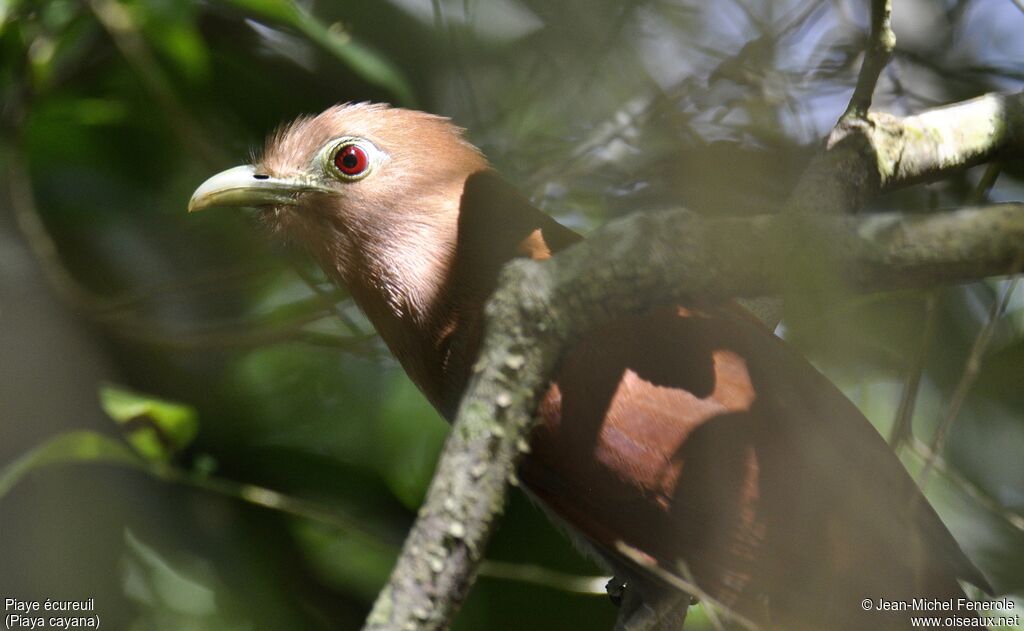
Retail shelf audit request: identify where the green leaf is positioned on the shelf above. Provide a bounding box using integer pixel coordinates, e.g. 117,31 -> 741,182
149,20 -> 210,80
222,0 -> 415,104
123,529 -> 218,616
99,384 -> 199,462
292,10 -> 415,105
122,529 -> 256,630
124,0 -> 210,81
220,0 -> 301,24
0,0 -> 22,31
0,430 -> 143,499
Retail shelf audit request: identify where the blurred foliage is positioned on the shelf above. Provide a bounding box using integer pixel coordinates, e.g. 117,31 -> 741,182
0,0 -> 1023,629
0,430 -> 143,498
99,383 -> 199,461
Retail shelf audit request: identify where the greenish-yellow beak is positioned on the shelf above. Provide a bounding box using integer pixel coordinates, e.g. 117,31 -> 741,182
188,165 -> 329,212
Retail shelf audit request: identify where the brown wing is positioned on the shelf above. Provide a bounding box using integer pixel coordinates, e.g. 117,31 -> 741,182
439,170 -> 582,415
521,304 -> 987,630
446,170 -> 985,628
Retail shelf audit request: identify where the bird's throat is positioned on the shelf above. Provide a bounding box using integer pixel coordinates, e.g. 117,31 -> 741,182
325,170 -> 582,417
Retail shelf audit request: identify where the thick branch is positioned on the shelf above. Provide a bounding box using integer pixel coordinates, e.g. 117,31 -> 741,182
742,1 -> 896,328
746,91 -> 1023,324
871,94 -> 1024,188
362,202 -> 1024,631
790,91 -> 1024,217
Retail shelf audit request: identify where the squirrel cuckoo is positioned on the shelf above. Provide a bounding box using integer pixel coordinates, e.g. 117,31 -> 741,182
189,103 -> 992,630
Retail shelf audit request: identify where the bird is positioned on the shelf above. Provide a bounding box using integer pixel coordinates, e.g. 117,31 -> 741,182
189,102 -> 992,630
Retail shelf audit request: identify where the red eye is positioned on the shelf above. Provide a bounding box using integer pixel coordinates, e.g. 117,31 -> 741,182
333,144 -> 369,177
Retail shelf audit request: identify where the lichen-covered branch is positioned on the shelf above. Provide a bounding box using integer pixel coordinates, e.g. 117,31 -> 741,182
738,92 -> 1024,325
872,93 -> 1024,188
789,92 -> 1024,218
362,202 -> 1024,631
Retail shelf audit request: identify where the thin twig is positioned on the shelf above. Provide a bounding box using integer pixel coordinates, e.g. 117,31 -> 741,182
918,268 -> 1022,489
889,291 -> 939,447
157,463 -> 612,595
907,438 -> 1024,533
158,464 -> 401,546
91,263 -> 280,317
615,542 -> 755,631
892,161 -> 1004,448
474,560 -> 607,596
843,0 -> 895,119
288,257 -> 365,335
108,312 -> 364,352
972,162 -> 1004,204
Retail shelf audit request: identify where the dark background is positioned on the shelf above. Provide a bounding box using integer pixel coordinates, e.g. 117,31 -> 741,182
1,1 -> 1022,629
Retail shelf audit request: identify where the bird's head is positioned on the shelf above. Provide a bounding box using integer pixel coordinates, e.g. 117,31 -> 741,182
190,103 -> 575,408
189,102 -> 488,319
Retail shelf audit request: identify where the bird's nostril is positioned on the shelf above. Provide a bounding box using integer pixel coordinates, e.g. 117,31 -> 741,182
253,174 -> 270,180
